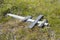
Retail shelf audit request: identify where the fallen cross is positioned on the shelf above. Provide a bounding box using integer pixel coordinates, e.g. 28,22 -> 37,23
7,13 -> 49,28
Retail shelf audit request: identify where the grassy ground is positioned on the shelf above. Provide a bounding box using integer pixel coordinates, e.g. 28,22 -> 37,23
0,0 -> 60,40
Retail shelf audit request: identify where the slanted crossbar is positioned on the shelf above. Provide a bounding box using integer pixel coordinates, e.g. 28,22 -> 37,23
29,15 -> 43,28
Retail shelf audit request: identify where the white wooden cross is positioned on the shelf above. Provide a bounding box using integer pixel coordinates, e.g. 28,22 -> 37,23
7,13 -> 49,28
